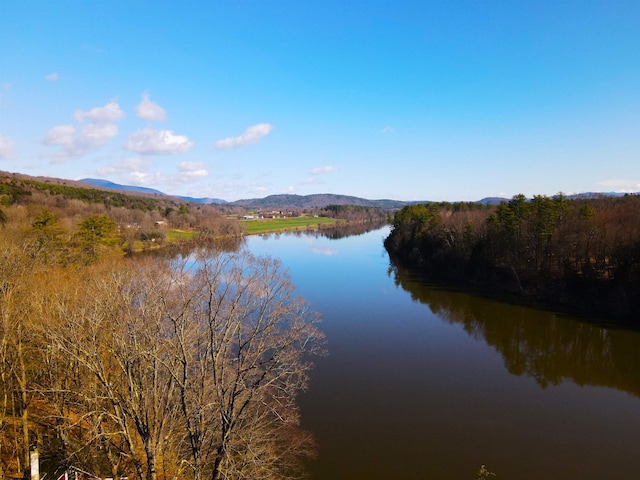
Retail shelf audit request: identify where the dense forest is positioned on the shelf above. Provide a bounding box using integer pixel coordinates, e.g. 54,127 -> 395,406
384,194 -> 640,322
0,173 -> 330,480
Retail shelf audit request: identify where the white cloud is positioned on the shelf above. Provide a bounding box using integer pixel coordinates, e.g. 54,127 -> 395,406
73,101 -> 125,124
79,123 -> 119,147
597,179 -> 640,192
381,126 -> 394,134
128,171 -> 164,186
125,128 -> 192,155
44,122 -> 119,158
215,123 -> 273,150
136,92 -> 167,122
43,124 -> 76,146
43,101 -> 125,159
311,165 -> 338,175
0,134 -> 15,159
46,73 -> 59,82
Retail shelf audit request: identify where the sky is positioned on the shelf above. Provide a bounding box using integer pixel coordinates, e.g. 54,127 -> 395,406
1,0 -> 639,202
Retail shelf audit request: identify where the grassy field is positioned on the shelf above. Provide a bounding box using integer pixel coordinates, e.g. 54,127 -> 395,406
241,216 -> 338,234
167,229 -> 198,242
126,221 -> 337,253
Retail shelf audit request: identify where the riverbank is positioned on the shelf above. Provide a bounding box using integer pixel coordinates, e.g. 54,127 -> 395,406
240,216 -> 340,234
384,197 -> 640,325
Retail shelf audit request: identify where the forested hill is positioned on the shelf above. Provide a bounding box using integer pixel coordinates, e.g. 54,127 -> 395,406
231,193 -> 407,209
384,193 -> 640,323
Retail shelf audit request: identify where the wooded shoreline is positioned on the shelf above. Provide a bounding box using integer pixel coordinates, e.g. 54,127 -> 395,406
384,194 -> 640,324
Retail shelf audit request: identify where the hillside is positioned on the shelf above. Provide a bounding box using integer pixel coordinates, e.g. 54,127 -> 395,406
230,193 -> 408,209
80,178 -> 227,204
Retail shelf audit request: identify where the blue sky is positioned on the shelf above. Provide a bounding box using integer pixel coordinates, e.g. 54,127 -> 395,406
1,0 -> 639,202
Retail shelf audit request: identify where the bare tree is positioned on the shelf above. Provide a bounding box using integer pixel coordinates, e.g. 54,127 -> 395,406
162,251 -> 324,480
44,250 -> 323,480
0,232 -> 47,476
46,261 -> 182,480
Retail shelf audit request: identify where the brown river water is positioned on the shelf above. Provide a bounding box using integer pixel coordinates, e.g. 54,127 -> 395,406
244,225 -> 640,480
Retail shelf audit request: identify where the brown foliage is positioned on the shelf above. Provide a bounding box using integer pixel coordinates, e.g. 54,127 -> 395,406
0,238 -> 324,479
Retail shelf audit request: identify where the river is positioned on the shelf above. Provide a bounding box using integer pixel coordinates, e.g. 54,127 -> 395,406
243,225 -> 640,480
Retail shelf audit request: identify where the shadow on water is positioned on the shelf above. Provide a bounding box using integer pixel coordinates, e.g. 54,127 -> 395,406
389,262 -> 640,398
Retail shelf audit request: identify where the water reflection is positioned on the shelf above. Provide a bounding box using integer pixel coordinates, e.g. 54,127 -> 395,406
136,235 -> 243,260
253,219 -> 388,242
390,263 -> 640,397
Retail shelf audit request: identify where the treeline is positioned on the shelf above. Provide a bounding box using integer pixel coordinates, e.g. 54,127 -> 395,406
319,204 -> 390,223
384,194 -> 640,321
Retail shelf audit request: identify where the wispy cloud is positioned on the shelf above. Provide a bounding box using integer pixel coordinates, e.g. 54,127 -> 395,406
311,247 -> 339,256
97,157 -> 153,176
381,126 -> 394,134
311,165 -> 338,175
597,179 -> 640,192
215,123 -> 273,150
299,165 -> 339,186
178,161 -> 208,181
45,73 -> 59,82
0,134 -> 15,159
136,92 -> 167,122
125,128 -> 192,155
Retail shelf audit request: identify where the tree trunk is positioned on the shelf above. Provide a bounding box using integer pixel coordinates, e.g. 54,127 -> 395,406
144,438 -> 157,480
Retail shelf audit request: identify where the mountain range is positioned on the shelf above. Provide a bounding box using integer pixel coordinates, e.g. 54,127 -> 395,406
64,178 -> 640,210
80,178 -> 415,208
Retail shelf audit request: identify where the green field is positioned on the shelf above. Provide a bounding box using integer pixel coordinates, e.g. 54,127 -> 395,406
167,229 -> 197,242
241,216 -> 338,234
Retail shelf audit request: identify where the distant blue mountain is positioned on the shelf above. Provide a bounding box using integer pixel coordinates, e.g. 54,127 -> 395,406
80,178 -> 165,195
478,197 -> 509,205
177,195 -> 228,205
79,178 -> 227,204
